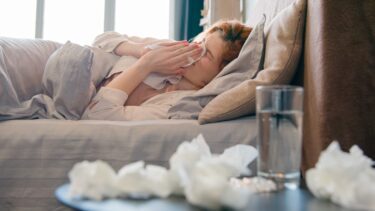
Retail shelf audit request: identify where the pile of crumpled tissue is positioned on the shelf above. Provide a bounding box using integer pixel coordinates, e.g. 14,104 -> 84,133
306,141 -> 375,211
68,134 -> 276,210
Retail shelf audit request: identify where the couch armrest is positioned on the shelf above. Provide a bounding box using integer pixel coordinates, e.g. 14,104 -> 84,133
302,0 -> 375,171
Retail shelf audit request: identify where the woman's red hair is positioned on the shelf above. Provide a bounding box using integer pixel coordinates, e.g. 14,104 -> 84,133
205,20 -> 252,67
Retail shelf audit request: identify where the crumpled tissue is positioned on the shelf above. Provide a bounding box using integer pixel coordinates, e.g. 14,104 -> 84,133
68,134 -> 260,210
169,134 -> 259,210
116,161 -> 173,198
68,160 -> 173,200
230,177 -> 277,193
306,141 -> 375,211
68,160 -> 119,200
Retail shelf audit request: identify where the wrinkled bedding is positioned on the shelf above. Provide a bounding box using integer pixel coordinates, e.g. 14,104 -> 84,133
0,38 -> 115,121
0,37 -> 261,211
0,116 -> 257,210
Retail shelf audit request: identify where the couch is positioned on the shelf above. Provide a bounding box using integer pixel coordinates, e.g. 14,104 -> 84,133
1,0 -> 374,210
295,0 -> 375,172
247,0 -> 374,172
248,0 -> 375,172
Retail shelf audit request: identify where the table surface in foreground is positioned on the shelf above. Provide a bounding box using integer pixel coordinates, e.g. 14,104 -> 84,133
56,183 -> 355,211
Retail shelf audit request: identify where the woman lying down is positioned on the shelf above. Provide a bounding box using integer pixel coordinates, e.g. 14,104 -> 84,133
0,20 -> 251,121
83,20 -> 251,121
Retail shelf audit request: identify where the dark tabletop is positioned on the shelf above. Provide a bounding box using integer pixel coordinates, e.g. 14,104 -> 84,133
56,183 -> 357,211
243,187 -> 356,211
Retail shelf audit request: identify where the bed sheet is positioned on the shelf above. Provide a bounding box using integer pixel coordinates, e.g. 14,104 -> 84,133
0,116 -> 257,210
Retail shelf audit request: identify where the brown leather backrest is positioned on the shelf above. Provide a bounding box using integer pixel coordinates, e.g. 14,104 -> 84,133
302,0 -> 375,172
246,0 -> 375,173
246,0 -> 305,86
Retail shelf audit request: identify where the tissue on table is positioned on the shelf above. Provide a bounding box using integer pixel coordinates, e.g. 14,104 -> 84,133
68,160 -> 119,200
168,134 -> 258,210
182,154 -> 256,210
230,177 -> 277,193
168,134 -> 212,194
68,134 -> 259,210
306,141 -> 375,211
117,161 -> 173,198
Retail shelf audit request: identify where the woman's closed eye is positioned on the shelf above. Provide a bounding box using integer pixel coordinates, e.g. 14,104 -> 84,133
208,51 -> 215,61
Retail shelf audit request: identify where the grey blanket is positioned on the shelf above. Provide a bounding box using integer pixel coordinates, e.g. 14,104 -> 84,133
0,38 -> 116,121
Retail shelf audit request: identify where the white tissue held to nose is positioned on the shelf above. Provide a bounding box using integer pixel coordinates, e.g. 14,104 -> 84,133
145,41 -> 207,68
181,42 -> 206,68
306,141 -> 375,211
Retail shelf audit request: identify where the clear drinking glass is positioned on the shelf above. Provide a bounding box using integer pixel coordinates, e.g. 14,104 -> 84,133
256,85 -> 304,189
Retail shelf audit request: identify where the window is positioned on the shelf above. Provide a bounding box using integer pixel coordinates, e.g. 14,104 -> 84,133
0,0 -> 37,39
44,0 -> 104,45
0,0 -> 170,44
115,0 -> 170,39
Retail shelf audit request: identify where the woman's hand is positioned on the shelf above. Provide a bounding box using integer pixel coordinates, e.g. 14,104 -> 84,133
105,41 -> 202,98
137,41 -> 203,75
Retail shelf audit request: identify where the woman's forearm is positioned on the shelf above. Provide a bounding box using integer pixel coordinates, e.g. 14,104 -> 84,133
107,40 -> 197,96
127,35 -> 170,45
105,62 -> 150,96
114,38 -> 173,57
114,41 -> 144,57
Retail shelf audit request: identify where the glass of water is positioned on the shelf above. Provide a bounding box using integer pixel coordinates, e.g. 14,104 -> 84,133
256,85 -> 304,190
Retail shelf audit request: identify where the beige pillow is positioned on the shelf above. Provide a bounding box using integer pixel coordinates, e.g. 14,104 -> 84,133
198,0 -> 306,124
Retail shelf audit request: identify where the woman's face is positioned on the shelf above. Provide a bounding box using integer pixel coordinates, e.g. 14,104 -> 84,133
182,31 -> 225,88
